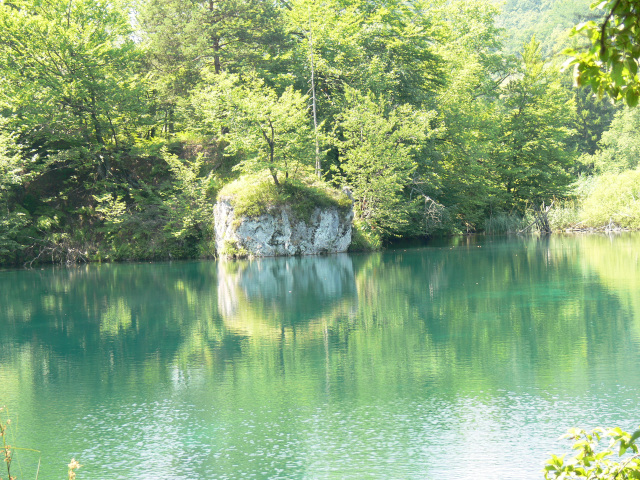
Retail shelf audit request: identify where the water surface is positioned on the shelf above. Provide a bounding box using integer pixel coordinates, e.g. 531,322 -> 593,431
1,234 -> 640,479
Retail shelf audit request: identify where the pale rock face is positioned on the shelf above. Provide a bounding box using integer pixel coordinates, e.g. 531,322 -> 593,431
214,199 -> 353,257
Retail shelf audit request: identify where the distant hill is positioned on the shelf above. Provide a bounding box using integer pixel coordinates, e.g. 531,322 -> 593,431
492,0 -> 599,57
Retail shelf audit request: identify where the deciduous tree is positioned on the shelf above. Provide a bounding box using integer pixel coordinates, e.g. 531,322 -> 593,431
194,73 -> 313,186
334,89 -> 436,235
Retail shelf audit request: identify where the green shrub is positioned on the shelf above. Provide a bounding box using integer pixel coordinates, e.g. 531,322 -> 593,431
548,201 -> 581,231
348,218 -> 382,251
580,169 -> 640,229
219,240 -> 249,259
545,427 -> 640,479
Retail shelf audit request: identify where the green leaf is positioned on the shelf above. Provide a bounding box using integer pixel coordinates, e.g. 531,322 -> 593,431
612,62 -> 624,86
629,429 -> 640,445
627,89 -> 639,107
575,21 -> 596,33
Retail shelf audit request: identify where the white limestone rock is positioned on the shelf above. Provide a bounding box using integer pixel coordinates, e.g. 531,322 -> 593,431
214,199 -> 353,257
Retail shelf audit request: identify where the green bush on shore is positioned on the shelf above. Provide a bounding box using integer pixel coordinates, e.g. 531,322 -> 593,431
348,218 -> 383,251
550,168 -> 640,231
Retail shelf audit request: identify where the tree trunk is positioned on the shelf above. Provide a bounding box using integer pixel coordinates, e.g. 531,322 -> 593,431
209,0 -> 221,74
270,167 -> 280,187
309,12 -> 320,178
213,36 -> 221,74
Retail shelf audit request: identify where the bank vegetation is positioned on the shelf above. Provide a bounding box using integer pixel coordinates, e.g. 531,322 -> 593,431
1,0 -> 639,265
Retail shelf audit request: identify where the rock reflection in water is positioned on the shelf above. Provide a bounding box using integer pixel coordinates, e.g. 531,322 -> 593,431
217,254 -> 357,335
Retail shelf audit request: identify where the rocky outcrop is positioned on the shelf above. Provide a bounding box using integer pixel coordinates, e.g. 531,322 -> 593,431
214,200 -> 353,257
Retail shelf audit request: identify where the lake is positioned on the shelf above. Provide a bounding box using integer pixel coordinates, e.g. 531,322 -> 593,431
1,233 -> 640,479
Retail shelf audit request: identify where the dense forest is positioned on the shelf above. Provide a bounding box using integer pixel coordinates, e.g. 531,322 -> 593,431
0,0 -> 638,265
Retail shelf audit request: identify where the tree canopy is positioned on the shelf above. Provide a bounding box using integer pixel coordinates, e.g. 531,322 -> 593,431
0,0 -> 631,264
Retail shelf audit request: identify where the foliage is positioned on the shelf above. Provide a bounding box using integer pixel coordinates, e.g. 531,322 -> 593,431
547,201 -> 581,231
348,218 -> 383,251
580,168 -> 640,229
219,240 -> 250,259
497,0 -> 594,57
0,0 -> 147,162
564,0 -> 640,106
285,0 -> 444,111
493,38 -> 577,213
93,148 -> 216,261
583,107 -> 640,173
484,213 -> 526,234
429,0 -> 507,231
2,0 -> 633,265
545,427 -> 640,479
548,169 -> 640,231
334,88 -> 437,237
138,0 -> 288,133
571,86 -> 618,159
194,73 -> 313,186
161,148 -> 216,250
0,129 -> 29,262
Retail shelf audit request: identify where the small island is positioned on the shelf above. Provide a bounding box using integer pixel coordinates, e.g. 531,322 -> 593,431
214,175 -> 354,257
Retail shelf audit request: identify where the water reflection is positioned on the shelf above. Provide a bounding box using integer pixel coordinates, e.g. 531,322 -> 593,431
218,254 -> 357,335
1,235 -> 640,479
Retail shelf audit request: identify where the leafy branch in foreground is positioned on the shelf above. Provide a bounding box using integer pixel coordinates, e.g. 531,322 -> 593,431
545,426 -> 640,479
564,0 -> 640,106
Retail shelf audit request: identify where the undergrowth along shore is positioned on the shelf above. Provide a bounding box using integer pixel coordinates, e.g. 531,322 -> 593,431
2,166 -> 640,266
485,168 -> 640,234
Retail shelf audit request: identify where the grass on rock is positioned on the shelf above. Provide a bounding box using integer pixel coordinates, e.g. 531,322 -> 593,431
218,172 -> 352,224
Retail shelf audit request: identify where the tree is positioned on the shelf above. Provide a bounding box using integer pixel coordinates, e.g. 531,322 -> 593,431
572,86 -> 618,157
492,39 -> 577,213
284,0 -> 445,132
497,0 -> 595,57
334,88 -> 436,236
583,106 -> 640,172
0,0 -> 147,178
565,0 -> 640,106
193,73 -> 313,186
0,128 -> 29,262
138,0 -> 289,135
428,0 -> 510,230
140,0 -> 287,76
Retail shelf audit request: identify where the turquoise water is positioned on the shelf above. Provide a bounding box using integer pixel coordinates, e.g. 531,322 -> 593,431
1,234 -> 640,479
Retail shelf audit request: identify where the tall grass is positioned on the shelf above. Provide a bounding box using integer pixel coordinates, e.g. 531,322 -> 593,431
1,406 -> 80,480
484,213 -> 526,234
552,168 -> 640,231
